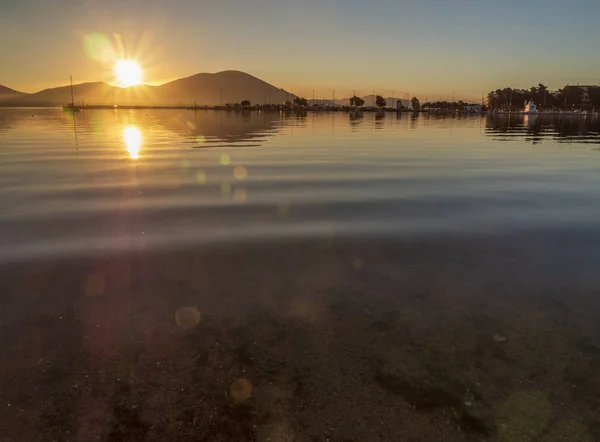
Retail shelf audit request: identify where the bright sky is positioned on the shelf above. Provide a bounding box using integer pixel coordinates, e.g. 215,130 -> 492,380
1,0 -> 599,100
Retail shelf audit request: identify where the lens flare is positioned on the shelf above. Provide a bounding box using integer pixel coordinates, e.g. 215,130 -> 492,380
234,187 -> 248,202
196,171 -> 206,185
84,33 -> 116,63
123,126 -> 142,159
221,182 -> 232,196
175,307 -> 201,329
229,378 -> 253,404
234,166 -> 247,180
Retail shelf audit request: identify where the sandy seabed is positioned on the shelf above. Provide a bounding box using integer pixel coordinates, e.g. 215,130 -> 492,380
1,232 -> 599,441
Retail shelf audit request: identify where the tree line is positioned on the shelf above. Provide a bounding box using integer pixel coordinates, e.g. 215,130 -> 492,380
487,84 -> 600,110
225,94 -> 424,110
421,100 -> 477,110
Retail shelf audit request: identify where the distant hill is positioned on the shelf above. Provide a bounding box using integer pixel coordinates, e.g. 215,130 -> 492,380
0,85 -> 25,99
0,74 -> 413,108
4,82 -> 118,106
0,71 -> 295,107
158,71 -> 293,106
308,99 -> 339,107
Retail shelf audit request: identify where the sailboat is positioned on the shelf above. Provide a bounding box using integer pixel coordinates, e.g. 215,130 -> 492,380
62,75 -> 81,112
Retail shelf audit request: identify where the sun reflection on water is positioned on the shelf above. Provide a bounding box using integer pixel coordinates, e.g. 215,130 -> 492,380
123,126 -> 142,159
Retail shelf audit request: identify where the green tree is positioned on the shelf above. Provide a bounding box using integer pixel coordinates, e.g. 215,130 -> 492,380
411,97 -> 420,111
375,95 -> 387,108
529,86 -> 538,103
487,85 -> 556,110
537,83 -> 548,108
294,97 -> 308,107
350,95 -> 365,107
588,87 -> 600,109
241,100 -> 251,107
283,100 -> 292,107
559,86 -> 583,108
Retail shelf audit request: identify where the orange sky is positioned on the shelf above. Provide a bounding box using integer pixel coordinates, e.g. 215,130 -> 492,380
2,0 -> 600,101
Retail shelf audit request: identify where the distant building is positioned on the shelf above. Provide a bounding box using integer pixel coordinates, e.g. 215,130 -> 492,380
579,86 -> 599,104
462,104 -> 482,113
524,100 -> 537,113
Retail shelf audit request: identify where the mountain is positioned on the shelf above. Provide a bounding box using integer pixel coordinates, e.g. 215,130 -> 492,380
0,74 -> 412,108
158,71 -> 293,106
0,71 -> 294,107
4,82 -> 118,106
0,85 -> 25,99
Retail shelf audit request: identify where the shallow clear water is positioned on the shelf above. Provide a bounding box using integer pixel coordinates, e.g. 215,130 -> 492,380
1,109 -> 599,263
2,109 -> 600,441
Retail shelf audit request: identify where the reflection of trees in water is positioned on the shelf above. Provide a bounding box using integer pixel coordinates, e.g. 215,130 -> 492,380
0,108 -> 20,132
375,111 -> 385,129
410,112 -> 419,129
349,111 -> 364,130
293,111 -> 308,119
486,115 -> 600,143
155,110 -> 284,145
0,109 -> 285,146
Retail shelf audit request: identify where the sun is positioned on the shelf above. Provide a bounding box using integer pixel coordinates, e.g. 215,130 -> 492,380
114,60 -> 143,87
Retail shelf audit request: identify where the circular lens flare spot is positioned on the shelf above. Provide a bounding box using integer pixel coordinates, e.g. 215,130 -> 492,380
196,171 -> 206,185
175,307 -> 201,329
234,187 -> 248,202
234,166 -> 247,180
83,33 -> 116,63
229,378 -> 253,403
221,182 -> 232,196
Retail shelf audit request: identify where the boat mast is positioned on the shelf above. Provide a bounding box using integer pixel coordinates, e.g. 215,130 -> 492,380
70,75 -> 75,106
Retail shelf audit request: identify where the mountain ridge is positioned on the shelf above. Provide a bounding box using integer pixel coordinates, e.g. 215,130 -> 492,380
0,71 -> 295,107
0,85 -> 25,97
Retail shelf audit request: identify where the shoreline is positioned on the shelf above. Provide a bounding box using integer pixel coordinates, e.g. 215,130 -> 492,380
2,104 -> 427,112
2,105 -> 597,118
493,110 -> 599,116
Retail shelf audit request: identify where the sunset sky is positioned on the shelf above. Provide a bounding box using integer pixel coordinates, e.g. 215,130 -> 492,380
1,0 -> 599,100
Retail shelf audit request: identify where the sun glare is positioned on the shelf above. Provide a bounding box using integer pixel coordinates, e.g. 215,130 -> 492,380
115,60 -> 143,87
123,126 -> 142,159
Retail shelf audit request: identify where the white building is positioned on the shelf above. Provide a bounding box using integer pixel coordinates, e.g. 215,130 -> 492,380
524,99 -> 537,113
462,104 -> 482,113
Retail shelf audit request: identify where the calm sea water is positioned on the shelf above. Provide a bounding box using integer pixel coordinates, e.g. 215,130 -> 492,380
1,109 -> 599,264
3,108 -> 600,441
